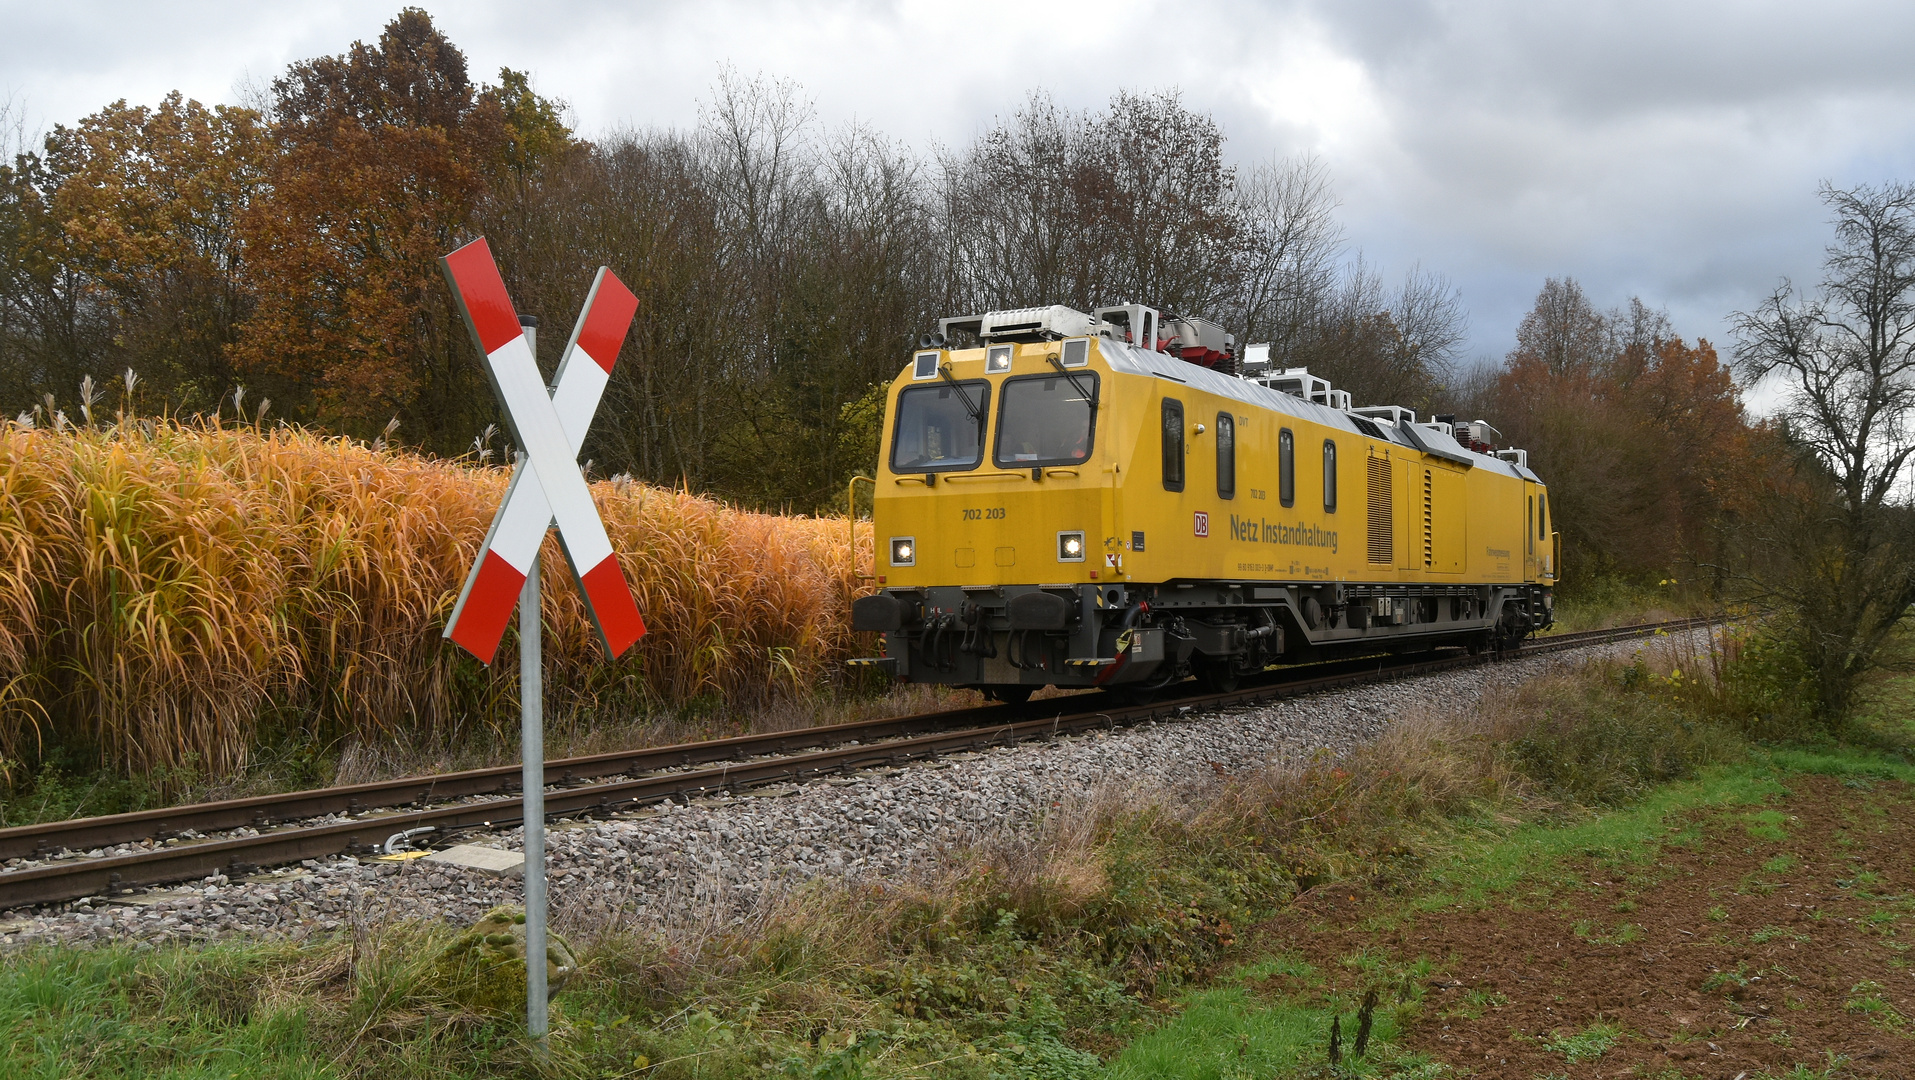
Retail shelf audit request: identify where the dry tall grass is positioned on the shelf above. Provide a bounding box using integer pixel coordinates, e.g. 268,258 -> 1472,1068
0,418 -> 870,783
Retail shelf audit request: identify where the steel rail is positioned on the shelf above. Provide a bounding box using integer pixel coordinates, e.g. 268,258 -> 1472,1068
0,618 -> 1705,911
0,701 -> 1029,863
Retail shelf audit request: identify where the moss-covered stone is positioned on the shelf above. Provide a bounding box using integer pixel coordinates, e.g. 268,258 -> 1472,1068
432,905 -> 577,1016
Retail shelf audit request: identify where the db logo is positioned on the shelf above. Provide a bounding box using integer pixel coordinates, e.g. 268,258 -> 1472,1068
1193,511 -> 1210,537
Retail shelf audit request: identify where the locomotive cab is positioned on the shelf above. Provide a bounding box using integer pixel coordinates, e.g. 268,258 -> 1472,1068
850,303 -> 1556,701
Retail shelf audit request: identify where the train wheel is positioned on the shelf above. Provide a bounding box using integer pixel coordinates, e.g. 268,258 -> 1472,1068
986,685 -> 1035,704
1103,669 -> 1175,704
1493,622 -> 1525,655
1192,657 -> 1240,694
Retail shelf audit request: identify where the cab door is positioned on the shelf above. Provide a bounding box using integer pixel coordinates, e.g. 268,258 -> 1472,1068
1395,454 -> 1416,572
1523,481 -> 1539,581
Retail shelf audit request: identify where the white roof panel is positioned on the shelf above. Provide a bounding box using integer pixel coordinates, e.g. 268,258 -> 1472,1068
1095,339 -> 1533,482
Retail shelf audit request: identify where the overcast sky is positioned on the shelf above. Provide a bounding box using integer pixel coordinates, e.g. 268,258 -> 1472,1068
7,0 -> 1915,375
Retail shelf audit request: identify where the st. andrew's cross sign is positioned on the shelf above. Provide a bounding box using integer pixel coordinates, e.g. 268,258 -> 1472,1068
441,237 -> 646,663
440,237 -> 645,1042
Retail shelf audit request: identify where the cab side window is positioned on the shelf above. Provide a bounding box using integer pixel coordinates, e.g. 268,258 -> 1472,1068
1162,398 -> 1185,491
1278,428 -> 1294,507
1322,439 -> 1337,512
1216,412 -> 1235,499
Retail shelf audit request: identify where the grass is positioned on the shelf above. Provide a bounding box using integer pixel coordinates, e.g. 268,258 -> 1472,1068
1541,1021 -> 1621,1063
1104,984 -> 1408,1079
1542,573 -> 1691,634
0,417 -> 874,799
0,945 -> 334,1078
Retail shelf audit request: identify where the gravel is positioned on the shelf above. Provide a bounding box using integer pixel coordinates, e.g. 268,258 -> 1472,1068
0,632 -> 1700,948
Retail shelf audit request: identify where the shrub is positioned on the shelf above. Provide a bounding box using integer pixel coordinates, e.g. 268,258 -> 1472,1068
1645,621 -> 1822,741
1501,669 -> 1738,805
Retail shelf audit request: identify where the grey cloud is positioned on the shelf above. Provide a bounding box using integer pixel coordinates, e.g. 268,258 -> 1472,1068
6,0 -> 1913,372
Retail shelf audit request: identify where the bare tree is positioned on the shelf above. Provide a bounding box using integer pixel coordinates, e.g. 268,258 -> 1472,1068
699,69 -> 815,372
1510,277 -> 1608,375
1730,180 -> 1915,720
1090,89 -> 1244,316
940,92 -> 1098,314
1393,263 -> 1468,386
941,89 -> 1248,320
1231,153 -> 1343,357
1610,295 -> 1673,360
0,92 -> 32,163
1281,257 -> 1464,410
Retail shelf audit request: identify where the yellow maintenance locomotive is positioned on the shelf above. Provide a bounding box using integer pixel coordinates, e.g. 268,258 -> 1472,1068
850,303 -> 1558,701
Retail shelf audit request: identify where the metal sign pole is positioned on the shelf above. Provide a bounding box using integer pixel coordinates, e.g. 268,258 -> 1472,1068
522,544 -> 548,1039
440,248 -> 647,1046
519,316 -> 549,1044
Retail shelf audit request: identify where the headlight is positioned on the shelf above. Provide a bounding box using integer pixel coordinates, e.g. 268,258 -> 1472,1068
889,537 -> 915,566
1057,531 -> 1085,562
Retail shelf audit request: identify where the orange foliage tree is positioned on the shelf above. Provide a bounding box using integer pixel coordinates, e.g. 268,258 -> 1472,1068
232,9 -> 568,447
1488,279 -> 1770,590
44,94 -> 268,412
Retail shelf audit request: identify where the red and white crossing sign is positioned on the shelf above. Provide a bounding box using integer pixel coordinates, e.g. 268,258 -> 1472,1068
441,237 -> 646,663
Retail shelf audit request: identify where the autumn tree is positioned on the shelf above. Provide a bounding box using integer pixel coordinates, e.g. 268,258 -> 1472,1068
0,144 -> 90,411
1482,279 -> 1759,589
43,94 -> 267,413
1,95 -> 268,417
234,8 -> 568,449
1731,181 -> 1915,720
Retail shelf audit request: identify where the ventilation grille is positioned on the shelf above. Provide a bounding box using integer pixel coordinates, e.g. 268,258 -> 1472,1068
1422,468 -> 1434,570
1367,456 -> 1393,563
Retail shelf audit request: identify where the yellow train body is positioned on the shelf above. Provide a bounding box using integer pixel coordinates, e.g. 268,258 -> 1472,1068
853,331 -> 1558,696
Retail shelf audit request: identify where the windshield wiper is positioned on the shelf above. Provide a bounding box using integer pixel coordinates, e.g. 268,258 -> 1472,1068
938,363 -> 983,422
1046,354 -> 1098,425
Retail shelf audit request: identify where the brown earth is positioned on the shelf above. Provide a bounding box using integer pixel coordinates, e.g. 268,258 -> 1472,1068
1258,774 -> 1915,1078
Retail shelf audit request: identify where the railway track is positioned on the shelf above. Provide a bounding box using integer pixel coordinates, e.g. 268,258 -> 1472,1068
0,618 -> 1708,911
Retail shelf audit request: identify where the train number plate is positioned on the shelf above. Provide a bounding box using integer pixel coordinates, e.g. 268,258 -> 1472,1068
961,507 -> 1006,521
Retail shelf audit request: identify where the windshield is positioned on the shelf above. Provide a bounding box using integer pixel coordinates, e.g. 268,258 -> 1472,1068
890,381 -> 989,472
993,373 -> 1099,468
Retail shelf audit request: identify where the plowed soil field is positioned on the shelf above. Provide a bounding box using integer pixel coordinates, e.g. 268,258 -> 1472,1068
1261,773 -> 1915,1078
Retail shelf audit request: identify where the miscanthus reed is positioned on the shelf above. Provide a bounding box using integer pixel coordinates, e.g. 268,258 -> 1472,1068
0,418 -> 871,785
